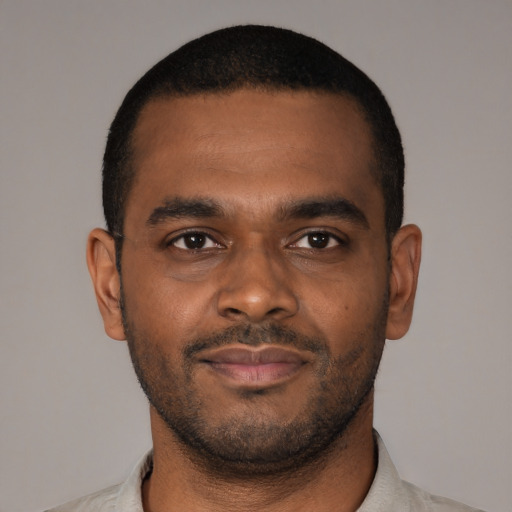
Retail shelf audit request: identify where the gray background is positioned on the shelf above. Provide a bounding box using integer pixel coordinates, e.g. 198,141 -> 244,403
1,1 -> 511,511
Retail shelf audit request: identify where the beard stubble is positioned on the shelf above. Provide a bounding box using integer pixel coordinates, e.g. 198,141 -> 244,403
122,294 -> 387,477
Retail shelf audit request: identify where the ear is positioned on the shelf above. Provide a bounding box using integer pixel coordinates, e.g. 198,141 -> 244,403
86,228 -> 126,341
386,224 -> 422,340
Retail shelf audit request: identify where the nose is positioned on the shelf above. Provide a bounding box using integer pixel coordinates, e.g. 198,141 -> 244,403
216,245 -> 299,323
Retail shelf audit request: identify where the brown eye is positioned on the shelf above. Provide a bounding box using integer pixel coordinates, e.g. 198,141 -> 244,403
294,232 -> 341,249
171,232 -> 220,250
307,233 -> 330,248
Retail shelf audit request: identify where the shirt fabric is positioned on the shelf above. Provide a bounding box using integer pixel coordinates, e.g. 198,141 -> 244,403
46,433 -> 484,511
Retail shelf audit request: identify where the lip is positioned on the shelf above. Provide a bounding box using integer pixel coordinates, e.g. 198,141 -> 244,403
198,346 -> 309,386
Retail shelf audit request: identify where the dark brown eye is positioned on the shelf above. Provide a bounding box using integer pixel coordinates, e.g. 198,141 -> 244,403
292,232 -> 340,249
171,233 -> 219,250
307,232 -> 330,249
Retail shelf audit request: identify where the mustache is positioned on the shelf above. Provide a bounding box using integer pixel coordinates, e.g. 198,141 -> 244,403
183,323 -> 330,360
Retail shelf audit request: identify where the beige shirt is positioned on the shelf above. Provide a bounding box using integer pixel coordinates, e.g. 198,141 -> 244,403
46,434 -> 484,512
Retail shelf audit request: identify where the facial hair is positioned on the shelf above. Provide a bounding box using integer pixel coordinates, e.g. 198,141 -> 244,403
121,294 -> 387,477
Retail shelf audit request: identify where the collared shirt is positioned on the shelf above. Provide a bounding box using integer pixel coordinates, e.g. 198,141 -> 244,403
46,434 -> 484,511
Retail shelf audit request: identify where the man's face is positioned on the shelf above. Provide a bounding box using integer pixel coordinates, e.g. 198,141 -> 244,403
119,90 -> 390,472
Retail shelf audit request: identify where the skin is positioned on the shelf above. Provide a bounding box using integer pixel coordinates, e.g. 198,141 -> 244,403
87,89 -> 421,512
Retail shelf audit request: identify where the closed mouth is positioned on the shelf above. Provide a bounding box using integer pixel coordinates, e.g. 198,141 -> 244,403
198,345 -> 309,385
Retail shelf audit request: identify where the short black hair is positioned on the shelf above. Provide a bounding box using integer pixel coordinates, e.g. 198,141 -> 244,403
103,25 -> 404,251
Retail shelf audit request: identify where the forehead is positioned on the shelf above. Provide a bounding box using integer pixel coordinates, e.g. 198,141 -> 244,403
126,89 -> 382,227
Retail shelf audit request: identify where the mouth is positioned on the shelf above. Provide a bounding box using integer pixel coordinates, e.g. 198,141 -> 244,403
198,346 -> 309,386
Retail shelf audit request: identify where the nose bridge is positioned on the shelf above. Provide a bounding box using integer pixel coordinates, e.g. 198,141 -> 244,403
216,238 -> 298,322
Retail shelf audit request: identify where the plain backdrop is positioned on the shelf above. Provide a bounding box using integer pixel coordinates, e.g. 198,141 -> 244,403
1,1 -> 511,511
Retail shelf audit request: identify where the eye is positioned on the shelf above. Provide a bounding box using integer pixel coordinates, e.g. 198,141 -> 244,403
170,232 -> 221,250
293,232 -> 343,249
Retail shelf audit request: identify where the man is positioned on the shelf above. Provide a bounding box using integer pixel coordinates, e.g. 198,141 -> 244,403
48,25 -> 483,511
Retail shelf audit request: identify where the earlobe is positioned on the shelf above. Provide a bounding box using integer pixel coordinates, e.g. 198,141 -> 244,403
86,228 -> 126,341
386,224 -> 422,340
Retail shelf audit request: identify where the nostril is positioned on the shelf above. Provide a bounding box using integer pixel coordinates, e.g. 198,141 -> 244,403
216,277 -> 299,322
224,307 -> 244,317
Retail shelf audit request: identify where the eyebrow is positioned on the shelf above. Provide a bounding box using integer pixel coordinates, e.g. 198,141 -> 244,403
280,197 -> 369,229
147,197 -> 224,225
146,195 -> 369,229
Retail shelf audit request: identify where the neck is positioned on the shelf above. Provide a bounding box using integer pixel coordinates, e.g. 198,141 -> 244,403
142,395 -> 377,512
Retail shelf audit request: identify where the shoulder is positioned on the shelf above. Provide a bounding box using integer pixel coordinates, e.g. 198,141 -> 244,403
44,484 -> 121,512
44,450 -> 152,512
401,480 -> 486,512
358,432 -> 486,512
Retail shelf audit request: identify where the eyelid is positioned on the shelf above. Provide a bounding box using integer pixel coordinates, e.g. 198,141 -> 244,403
162,227 -> 348,251
165,228 -> 226,250
286,228 -> 348,249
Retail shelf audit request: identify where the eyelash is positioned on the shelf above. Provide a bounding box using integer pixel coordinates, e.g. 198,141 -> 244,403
167,231 -> 224,251
166,230 -> 346,251
289,231 -> 346,250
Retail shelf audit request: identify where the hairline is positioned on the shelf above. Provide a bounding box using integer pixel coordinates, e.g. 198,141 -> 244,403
116,85 -> 387,251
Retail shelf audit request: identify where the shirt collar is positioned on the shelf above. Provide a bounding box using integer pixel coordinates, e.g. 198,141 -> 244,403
113,432 -> 408,511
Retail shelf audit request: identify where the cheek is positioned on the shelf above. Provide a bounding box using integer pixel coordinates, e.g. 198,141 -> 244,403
121,254 -> 217,340
296,264 -> 389,345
